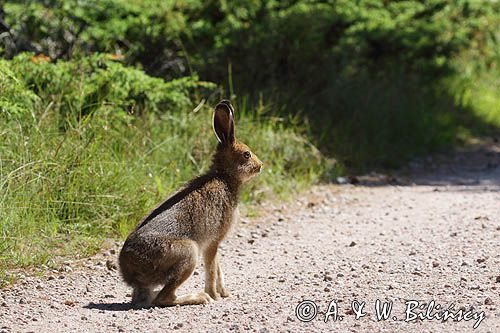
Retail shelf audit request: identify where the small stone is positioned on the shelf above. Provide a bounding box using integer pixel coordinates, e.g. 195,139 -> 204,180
64,300 -> 76,307
81,316 -> 88,320
432,262 -> 439,268
484,297 -> 494,305
48,276 -> 55,280
349,241 -> 356,247
476,258 -> 486,264
336,177 -> 348,184
496,276 -> 500,283
337,273 -> 344,277
324,287 -> 331,292
106,260 -> 117,271
248,239 -> 255,245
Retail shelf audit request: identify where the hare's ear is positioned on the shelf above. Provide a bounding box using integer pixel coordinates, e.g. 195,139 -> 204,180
213,100 -> 235,145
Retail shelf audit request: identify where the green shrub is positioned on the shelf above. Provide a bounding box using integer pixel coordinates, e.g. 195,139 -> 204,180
0,61 -> 39,117
2,53 -> 214,121
3,1 -> 497,79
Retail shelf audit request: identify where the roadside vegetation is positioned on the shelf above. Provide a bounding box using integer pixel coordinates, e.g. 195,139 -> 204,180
0,0 -> 498,285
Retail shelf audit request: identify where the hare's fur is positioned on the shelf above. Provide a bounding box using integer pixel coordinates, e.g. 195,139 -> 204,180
119,101 -> 262,306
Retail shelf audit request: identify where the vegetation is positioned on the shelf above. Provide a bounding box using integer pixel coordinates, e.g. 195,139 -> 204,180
0,0 -> 498,284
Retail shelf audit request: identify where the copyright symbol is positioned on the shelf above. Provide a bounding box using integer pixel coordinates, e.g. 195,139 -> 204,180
295,300 -> 318,322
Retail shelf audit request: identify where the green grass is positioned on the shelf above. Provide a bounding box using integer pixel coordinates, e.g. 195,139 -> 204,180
0,59 -> 334,285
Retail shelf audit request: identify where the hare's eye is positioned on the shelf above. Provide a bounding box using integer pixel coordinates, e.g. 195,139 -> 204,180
243,151 -> 251,159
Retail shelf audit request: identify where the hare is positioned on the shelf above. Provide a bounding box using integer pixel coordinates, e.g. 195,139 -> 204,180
119,100 -> 263,307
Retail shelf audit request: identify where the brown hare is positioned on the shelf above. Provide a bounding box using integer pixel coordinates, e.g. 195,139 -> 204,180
119,100 -> 263,307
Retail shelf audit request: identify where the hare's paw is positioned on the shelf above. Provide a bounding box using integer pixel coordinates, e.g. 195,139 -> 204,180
217,286 -> 231,298
205,288 -> 222,301
175,291 -> 214,305
153,292 -> 213,307
183,291 -> 213,305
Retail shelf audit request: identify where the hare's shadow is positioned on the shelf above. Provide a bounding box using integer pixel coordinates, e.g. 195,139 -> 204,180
84,302 -> 150,312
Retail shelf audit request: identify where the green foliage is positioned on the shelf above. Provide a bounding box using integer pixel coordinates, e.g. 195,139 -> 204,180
2,0 -> 194,77
2,53 -> 214,121
3,0 -> 497,79
0,62 -> 38,117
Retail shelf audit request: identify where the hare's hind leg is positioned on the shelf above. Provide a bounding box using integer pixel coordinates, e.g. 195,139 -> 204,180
152,239 -> 212,307
131,287 -> 153,306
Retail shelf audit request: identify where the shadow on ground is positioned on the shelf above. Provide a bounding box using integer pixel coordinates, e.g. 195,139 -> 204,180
338,140 -> 500,191
84,302 -> 141,312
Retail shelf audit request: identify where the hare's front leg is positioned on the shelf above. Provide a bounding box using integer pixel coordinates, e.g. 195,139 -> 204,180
203,245 -> 220,300
204,246 -> 231,300
216,256 -> 231,298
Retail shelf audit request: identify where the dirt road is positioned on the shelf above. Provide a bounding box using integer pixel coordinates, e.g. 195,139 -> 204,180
1,143 -> 499,332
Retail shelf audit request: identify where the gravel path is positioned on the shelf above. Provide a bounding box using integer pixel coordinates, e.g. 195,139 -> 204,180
1,143 -> 499,332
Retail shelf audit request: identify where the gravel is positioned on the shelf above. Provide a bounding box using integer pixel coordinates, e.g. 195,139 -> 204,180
0,143 -> 499,332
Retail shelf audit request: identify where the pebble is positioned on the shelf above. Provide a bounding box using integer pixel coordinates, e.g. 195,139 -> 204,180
106,260 -> 117,271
